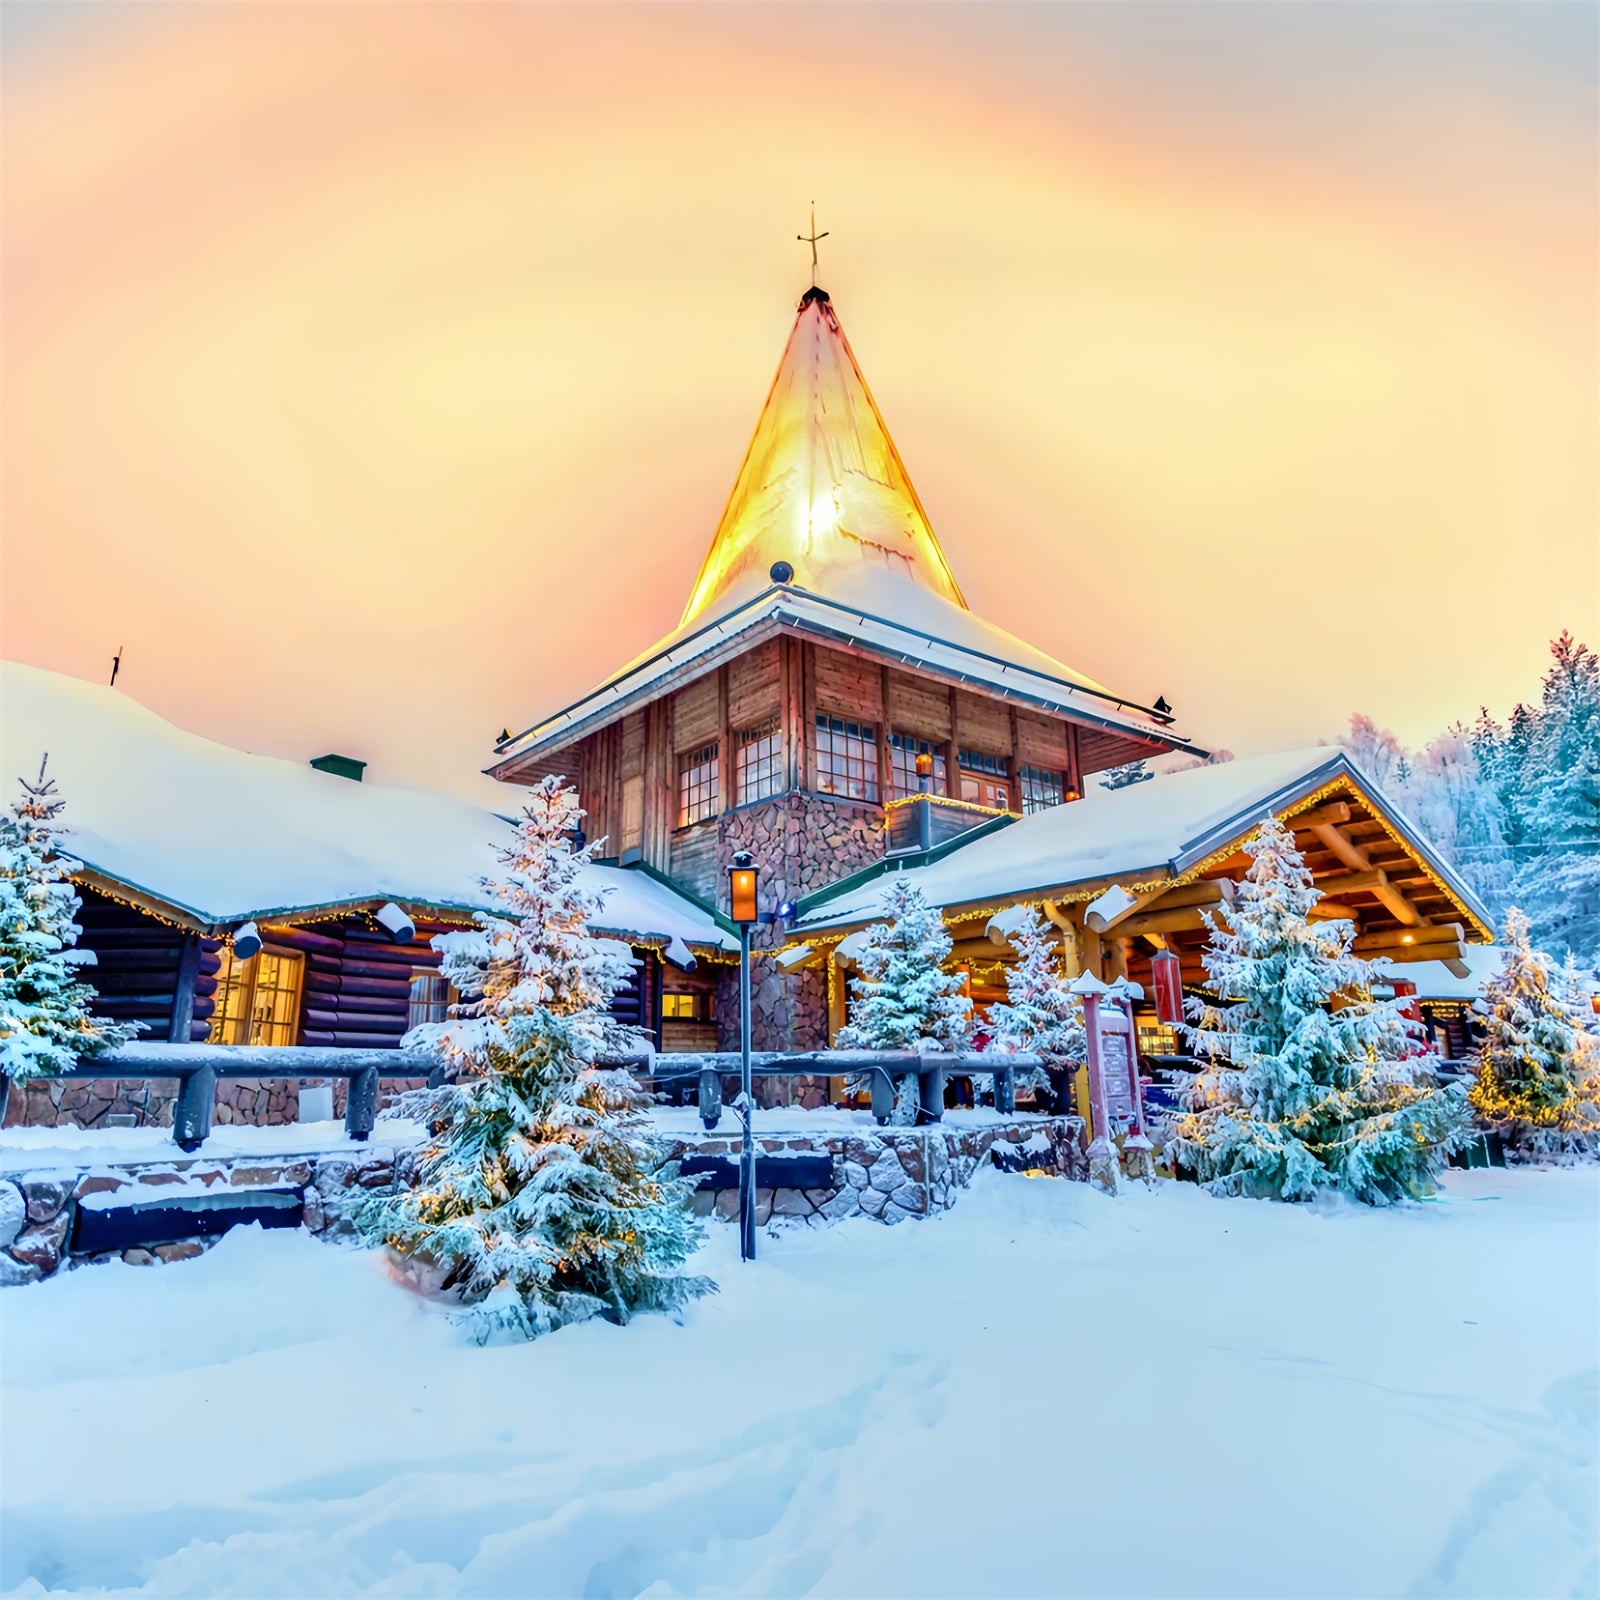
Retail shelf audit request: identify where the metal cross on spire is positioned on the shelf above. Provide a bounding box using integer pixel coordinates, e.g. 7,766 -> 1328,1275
797,203 -> 828,284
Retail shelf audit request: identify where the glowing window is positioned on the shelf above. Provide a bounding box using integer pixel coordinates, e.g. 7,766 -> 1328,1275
662,993 -> 698,1020
407,971 -> 452,1028
815,714 -> 879,802
735,717 -> 782,804
1137,1020 -> 1179,1058
677,743 -> 719,826
1018,765 -> 1066,814
209,945 -> 304,1046
887,732 -> 947,800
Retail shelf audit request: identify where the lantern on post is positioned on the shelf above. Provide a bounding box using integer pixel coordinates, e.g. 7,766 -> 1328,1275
913,751 -> 935,851
726,850 -> 760,1261
1150,949 -> 1184,1029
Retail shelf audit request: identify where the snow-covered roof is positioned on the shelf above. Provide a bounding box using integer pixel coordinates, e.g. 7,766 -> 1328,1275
0,662 -> 737,953
796,747 -> 1493,935
493,289 -> 1196,770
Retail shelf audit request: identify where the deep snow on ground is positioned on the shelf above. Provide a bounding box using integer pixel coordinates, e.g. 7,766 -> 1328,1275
2,1168 -> 1595,1600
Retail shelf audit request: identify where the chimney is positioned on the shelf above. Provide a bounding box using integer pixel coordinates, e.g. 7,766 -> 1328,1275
310,753 -> 366,782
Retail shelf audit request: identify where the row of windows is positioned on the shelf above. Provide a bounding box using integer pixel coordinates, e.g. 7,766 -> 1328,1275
673,720 -> 1080,825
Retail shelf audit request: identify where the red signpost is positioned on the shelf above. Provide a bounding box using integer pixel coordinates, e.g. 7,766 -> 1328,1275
1072,972 -> 1153,1188
1150,948 -> 1184,1028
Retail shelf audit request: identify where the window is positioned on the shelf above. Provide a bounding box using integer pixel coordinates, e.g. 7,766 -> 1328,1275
208,945 -> 304,1046
959,749 -> 1011,810
620,775 -> 643,856
677,742 -> 719,826
407,970 -> 451,1028
1137,1019 -> 1179,1058
663,991 -> 713,1022
815,714 -> 879,802
1019,765 -> 1066,814
887,732 -> 947,800
735,717 -> 782,804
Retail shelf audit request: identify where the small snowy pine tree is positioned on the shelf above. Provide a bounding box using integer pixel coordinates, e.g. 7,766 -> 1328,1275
1468,910 -> 1600,1157
1170,815 -> 1470,1204
359,777 -> 711,1340
837,879 -> 971,1123
0,759 -> 137,1086
987,907 -> 1084,1106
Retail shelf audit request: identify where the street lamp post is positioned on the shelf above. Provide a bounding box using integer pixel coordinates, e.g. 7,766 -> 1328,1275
726,850 -> 760,1261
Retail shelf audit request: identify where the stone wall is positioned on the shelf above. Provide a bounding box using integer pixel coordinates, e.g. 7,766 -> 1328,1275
0,1112 -> 1086,1284
713,790 -> 881,1055
715,962 -> 829,1059
0,1145 -> 411,1285
663,1115 -> 1086,1227
3,1077 -> 427,1132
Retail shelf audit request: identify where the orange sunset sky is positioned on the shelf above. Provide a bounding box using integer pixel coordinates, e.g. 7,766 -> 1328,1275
3,2 -> 1595,800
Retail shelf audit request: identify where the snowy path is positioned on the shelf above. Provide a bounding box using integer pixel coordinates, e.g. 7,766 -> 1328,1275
2,1169 -> 1595,1598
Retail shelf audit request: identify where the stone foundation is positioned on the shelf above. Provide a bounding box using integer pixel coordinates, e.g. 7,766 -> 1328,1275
0,1146 -> 411,1284
1,1110 -> 1086,1285
663,1114 -> 1086,1226
3,1077 -> 428,1133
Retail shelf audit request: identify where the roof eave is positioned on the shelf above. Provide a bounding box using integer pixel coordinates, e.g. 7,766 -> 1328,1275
490,583 -> 1201,775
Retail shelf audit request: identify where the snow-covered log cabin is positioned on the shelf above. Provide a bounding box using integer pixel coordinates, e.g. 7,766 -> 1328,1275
0,662 -> 738,1129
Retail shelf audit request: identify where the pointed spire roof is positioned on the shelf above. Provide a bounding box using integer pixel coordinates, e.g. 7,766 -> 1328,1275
491,285 -> 1207,776
679,287 -> 967,626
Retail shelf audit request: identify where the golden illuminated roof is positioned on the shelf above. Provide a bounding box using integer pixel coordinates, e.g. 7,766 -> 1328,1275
679,287 -> 968,626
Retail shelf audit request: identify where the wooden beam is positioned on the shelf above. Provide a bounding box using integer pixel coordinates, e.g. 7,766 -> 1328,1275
1374,881 -> 1422,927
1362,941 -> 1464,966
1114,905 -> 1234,937
1159,878 -> 1237,910
1086,885 -> 1168,935
1086,877 -> 1235,934
1308,902 -> 1361,923
1314,867 -> 1388,896
1311,823 -> 1371,874
1285,801 -> 1352,831
1353,923 -> 1463,952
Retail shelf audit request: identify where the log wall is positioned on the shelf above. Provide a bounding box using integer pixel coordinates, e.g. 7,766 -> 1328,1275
76,891 -> 218,1044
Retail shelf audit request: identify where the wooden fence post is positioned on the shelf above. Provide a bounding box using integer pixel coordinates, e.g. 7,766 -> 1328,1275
344,1067 -> 379,1141
173,1067 -> 215,1153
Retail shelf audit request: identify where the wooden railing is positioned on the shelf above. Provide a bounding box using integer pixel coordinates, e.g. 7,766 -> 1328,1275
11,1042 -> 438,1152
6,1044 -> 1046,1149
640,1050 -> 1047,1129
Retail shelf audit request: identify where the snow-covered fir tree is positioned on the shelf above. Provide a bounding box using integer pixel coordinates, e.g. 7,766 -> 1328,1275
837,879 -> 971,1122
1513,635 -> 1600,962
358,777 -> 711,1341
1170,814 -> 1470,1204
1344,632 -> 1597,963
1468,910 -> 1599,1157
987,906 -> 1084,1106
1099,760 -> 1153,790
0,758 -> 137,1086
